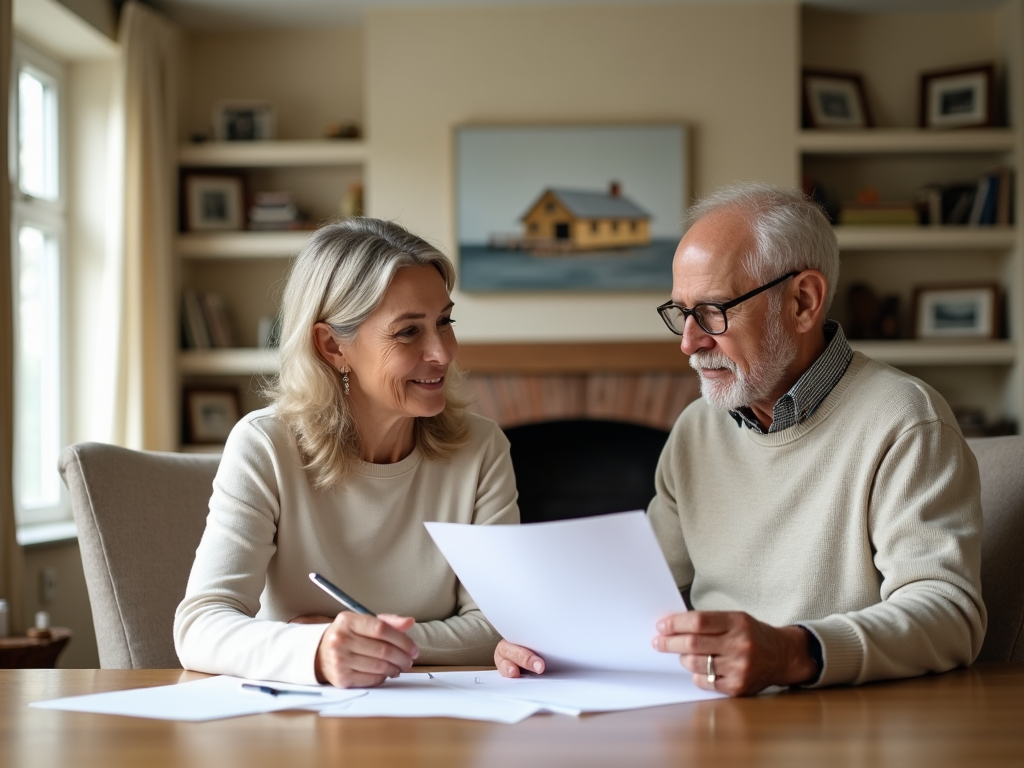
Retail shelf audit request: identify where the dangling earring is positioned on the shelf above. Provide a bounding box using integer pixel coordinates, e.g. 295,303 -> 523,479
342,369 -> 350,396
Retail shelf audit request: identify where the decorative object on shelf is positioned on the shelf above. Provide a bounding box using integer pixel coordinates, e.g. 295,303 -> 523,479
919,63 -> 995,129
339,181 -> 364,218
847,283 -> 901,340
183,173 -> 245,231
249,190 -> 306,231
324,121 -> 361,139
455,123 -> 687,292
185,388 -> 242,444
801,69 -> 872,129
913,283 -> 999,340
213,99 -> 276,141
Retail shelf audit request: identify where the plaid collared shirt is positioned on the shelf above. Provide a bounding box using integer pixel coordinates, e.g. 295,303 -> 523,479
730,320 -> 853,434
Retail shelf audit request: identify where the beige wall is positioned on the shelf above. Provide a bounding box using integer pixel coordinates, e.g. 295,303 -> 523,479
366,3 -> 799,342
178,27 -> 364,142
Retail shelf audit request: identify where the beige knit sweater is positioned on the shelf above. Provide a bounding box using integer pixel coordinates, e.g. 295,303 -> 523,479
174,408 -> 519,684
648,353 -> 987,687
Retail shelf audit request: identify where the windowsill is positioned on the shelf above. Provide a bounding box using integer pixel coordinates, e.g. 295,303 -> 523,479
16,520 -> 78,547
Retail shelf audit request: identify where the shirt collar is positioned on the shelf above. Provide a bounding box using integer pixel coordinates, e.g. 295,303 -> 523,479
729,320 -> 853,434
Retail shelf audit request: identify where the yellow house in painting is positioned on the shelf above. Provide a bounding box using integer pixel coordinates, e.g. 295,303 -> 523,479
520,183 -> 652,251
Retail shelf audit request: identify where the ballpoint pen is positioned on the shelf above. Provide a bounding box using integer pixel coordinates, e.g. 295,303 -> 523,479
240,684 -> 322,697
309,572 -> 377,615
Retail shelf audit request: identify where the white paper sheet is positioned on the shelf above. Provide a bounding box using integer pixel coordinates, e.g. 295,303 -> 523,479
318,674 -> 545,723
425,511 -> 687,673
430,669 -> 722,712
29,675 -> 365,721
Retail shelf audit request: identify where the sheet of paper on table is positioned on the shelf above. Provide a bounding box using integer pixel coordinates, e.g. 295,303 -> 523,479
318,674 -> 554,723
425,510 -> 688,674
30,674 -> 365,721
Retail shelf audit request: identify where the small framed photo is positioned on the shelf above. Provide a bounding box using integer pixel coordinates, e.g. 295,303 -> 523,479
213,100 -> 276,141
802,70 -> 872,129
919,63 -> 994,129
183,174 -> 244,231
914,284 -> 999,339
185,388 -> 241,444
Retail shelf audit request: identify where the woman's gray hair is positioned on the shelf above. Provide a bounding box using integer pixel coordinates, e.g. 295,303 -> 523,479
268,218 -> 470,489
685,182 -> 840,312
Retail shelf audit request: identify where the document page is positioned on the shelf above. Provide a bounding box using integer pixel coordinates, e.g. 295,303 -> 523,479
318,674 -> 547,723
430,669 -> 722,712
425,510 -> 687,674
30,675 -> 364,721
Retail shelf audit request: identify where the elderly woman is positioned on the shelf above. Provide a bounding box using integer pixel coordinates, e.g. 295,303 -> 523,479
174,218 -> 519,688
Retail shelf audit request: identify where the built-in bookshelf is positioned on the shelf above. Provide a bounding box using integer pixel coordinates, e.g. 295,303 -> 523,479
176,140 -> 365,448
799,2 -> 1024,432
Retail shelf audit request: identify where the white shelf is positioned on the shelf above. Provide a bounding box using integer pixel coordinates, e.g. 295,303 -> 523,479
850,341 -> 1017,366
798,129 -> 1016,155
178,139 -> 367,167
835,226 -> 1017,250
177,231 -> 312,258
180,348 -> 280,375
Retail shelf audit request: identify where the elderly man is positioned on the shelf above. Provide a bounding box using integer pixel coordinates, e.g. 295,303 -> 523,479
496,183 -> 986,695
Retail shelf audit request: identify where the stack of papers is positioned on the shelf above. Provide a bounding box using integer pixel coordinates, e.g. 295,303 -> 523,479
31,513 -> 724,723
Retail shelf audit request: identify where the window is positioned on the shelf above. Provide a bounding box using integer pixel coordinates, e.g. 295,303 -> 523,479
11,41 -> 68,526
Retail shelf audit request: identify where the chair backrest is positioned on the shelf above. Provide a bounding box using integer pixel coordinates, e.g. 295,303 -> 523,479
967,435 -> 1024,663
58,442 -> 220,669
504,418 -> 669,524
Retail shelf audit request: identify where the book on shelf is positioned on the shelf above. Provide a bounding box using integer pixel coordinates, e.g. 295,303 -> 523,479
838,202 -> 920,226
920,166 -> 1013,226
181,289 -> 235,350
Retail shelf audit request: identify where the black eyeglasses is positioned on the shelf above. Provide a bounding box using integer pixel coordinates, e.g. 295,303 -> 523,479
656,271 -> 800,336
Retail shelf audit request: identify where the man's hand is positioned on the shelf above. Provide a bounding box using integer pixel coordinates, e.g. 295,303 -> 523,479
494,639 -> 546,678
314,612 -> 419,688
652,611 -> 818,696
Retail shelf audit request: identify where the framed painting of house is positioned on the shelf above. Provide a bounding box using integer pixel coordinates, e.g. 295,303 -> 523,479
455,124 -> 688,291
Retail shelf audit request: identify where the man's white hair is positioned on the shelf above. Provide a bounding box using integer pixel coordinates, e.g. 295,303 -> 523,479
685,182 -> 840,313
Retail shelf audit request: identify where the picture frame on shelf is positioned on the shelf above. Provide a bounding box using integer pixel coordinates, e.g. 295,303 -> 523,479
183,174 -> 245,232
185,388 -> 241,444
913,284 -> 999,340
213,100 -> 276,141
919,63 -> 995,129
802,70 -> 872,129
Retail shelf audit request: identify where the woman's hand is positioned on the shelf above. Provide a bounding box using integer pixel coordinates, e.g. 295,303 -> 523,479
494,639 -> 546,678
314,612 -> 419,688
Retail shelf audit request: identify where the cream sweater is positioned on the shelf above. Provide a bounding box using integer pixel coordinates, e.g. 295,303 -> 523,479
648,353 -> 986,687
174,409 -> 519,684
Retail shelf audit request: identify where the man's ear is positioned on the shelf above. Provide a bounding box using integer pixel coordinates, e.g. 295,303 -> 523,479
312,322 -> 347,371
790,270 -> 828,334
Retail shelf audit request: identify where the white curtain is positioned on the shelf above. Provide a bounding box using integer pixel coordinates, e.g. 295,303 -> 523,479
99,1 -> 180,450
1,0 -> 25,632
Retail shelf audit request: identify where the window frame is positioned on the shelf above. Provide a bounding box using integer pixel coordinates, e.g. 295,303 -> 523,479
10,38 -> 70,527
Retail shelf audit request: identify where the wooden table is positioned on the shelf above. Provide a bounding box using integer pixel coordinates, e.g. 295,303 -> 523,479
2,665 -> 1022,768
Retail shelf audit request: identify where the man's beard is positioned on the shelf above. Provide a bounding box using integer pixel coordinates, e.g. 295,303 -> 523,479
688,307 -> 797,411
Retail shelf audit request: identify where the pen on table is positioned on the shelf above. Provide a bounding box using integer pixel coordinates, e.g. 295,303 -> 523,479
309,572 -> 376,615
241,683 -> 322,697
